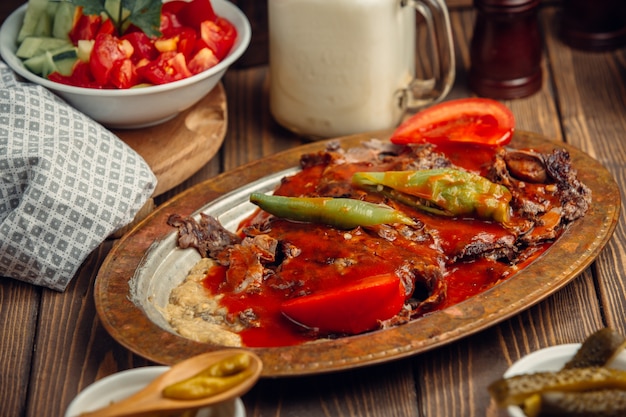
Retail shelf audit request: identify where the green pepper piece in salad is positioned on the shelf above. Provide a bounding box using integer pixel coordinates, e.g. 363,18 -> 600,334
249,193 -> 416,230
352,168 -> 512,223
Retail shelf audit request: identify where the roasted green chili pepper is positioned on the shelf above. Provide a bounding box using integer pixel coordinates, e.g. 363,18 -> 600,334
249,193 -> 416,229
352,168 -> 512,223
162,353 -> 253,401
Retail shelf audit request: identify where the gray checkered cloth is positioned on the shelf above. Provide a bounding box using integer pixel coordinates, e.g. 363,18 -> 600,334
0,62 -> 157,291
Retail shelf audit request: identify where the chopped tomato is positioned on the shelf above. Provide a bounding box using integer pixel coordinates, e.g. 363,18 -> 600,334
161,1 -> 186,16
199,17 -> 236,60
390,98 -> 515,147
188,47 -> 218,74
154,28 -> 197,59
280,273 -> 406,335
48,61 -> 98,88
177,0 -> 217,30
69,13 -> 102,44
160,10 -> 185,37
46,0 -> 237,89
154,37 -> 179,53
176,28 -> 198,59
139,51 -> 192,85
97,18 -> 116,36
110,59 -> 138,89
122,32 -> 158,62
90,34 -> 135,88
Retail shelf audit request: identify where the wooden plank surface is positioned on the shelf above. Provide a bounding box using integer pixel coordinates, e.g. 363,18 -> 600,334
543,6 -> 626,337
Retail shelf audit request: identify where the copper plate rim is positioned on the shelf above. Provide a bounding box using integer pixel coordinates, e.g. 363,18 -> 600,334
94,130 -> 621,377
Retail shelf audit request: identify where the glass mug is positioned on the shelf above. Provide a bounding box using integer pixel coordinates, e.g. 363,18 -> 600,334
268,0 -> 456,139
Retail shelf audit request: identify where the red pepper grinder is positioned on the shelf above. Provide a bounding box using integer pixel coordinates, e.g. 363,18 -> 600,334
469,0 -> 542,99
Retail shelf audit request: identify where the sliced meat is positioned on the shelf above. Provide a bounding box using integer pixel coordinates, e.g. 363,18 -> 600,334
167,213 -> 242,259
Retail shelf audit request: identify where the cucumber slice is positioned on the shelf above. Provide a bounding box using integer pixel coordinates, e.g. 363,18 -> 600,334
52,2 -> 78,40
23,53 -> 53,77
50,47 -> 78,76
24,52 -> 48,76
54,55 -> 78,76
16,37 -> 72,59
17,0 -> 49,43
77,40 -> 94,63
23,45 -> 78,78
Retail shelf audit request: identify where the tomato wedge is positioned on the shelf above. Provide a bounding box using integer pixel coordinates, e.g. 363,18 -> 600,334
69,13 -> 102,44
122,32 -> 158,62
48,61 -> 98,88
199,17 -> 236,60
89,33 -> 135,88
390,98 -> 515,147
139,51 -> 192,84
178,0 -> 217,30
280,273 -> 406,335
188,47 -> 219,74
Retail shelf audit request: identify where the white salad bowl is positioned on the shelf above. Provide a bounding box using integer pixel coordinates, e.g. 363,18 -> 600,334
63,366 -> 247,417
0,0 -> 251,129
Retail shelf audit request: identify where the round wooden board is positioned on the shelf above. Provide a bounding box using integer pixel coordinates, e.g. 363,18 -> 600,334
114,83 -> 227,197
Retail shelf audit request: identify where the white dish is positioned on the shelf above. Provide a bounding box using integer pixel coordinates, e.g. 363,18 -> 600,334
502,343 -> 626,417
64,366 -> 246,417
0,0 -> 251,129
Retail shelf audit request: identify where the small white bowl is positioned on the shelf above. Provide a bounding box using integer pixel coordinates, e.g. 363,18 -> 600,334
0,0 -> 251,129
64,366 -> 246,417
502,343 -> 626,417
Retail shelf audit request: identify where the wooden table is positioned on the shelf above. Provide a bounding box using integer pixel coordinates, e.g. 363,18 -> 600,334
2,2 -> 626,416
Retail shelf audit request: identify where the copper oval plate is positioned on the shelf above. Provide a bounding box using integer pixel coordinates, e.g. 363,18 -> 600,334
94,131 -> 620,377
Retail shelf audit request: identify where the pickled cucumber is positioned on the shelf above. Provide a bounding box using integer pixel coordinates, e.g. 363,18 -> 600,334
536,389 -> 626,417
564,328 -> 626,369
489,328 -> 626,416
489,367 -> 626,407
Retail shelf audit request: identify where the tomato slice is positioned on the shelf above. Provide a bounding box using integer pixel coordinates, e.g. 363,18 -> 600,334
178,0 -> 217,30
188,47 -> 218,74
69,13 -> 102,44
97,18 -> 116,36
176,28 -> 198,59
90,33 -> 135,87
199,17 -> 236,60
280,273 -> 406,335
122,32 -> 158,62
139,51 -> 192,85
109,59 -> 138,89
390,98 -> 515,147
159,10 -> 185,37
48,61 -> 99,88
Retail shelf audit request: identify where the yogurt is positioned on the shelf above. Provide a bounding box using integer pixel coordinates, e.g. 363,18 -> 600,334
268,0 -> 416,138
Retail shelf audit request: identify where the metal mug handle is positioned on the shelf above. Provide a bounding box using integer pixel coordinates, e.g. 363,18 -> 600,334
399,0 -> 456,111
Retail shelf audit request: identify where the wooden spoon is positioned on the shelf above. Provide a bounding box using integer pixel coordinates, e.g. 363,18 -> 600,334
76,349 -> 263,417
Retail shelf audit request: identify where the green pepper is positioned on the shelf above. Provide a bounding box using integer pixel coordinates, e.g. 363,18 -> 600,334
249,193 -> 416,229
352,168 -> 512,223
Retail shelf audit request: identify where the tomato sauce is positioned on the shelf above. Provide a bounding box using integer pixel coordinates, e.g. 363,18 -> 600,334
201,142 -> 557,347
